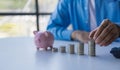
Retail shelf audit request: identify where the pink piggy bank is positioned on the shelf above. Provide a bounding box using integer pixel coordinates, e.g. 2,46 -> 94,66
33,31 -> 54,50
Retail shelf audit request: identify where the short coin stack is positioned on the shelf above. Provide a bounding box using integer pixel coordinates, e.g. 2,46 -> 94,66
59,46 -> 66,53
69,44 -> 75,54
78,42 -> 84,55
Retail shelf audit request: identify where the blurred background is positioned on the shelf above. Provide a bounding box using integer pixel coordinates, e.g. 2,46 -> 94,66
0,0 -> 58,38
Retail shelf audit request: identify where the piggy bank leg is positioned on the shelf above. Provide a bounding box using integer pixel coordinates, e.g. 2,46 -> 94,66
50,46 -> 53,50
45,48 -> 47,51
37,47 -> 39,50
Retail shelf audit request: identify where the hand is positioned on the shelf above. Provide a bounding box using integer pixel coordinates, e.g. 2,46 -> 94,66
71,30 -> 90,43
89,19 -> 120,46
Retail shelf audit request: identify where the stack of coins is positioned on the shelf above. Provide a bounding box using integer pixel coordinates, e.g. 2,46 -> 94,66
88,40 -> 96,56
78,42 -> 84,55
52,47 -> 58,52
69,44 -> 75,54
59,46 -> 66,53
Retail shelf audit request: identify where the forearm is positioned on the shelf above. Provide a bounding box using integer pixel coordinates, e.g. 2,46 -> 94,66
71,30 -> 90,43
47,26 -> 73,40
71,30 -> 82,40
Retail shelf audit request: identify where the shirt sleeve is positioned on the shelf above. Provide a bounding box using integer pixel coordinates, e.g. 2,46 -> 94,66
47,0 -> 73,40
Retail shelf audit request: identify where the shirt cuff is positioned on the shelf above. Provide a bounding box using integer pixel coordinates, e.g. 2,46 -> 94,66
62,30 -> 74,40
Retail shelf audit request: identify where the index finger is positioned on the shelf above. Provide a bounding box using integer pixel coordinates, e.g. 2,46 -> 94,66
89,28 -> 97,39
93,19 -> 110,40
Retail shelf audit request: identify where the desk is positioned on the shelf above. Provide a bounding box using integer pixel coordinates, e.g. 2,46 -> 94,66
0,37 -> 120,70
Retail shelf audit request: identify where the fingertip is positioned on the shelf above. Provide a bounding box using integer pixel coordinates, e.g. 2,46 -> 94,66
99,42 -> 108,47
100,44 -> 104,47
89,32 -> 94,39
89,29 -> 98,40
89,34 -> 93,39
95,39 -> 100,44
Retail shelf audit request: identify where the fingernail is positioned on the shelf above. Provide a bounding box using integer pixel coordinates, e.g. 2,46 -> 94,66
100,44 -> 102,46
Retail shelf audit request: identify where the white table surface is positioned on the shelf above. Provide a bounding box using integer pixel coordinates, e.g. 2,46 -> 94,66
0,37 -> 120,70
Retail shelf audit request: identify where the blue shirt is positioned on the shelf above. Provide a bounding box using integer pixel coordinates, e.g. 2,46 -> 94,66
47,0 -> 120,41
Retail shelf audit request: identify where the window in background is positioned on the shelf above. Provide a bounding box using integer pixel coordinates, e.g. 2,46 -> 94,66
0,0 -> 58,38
0,0 -> 35,13
39,0 -> 58,31
39,0 -> 58,13
0,16 -> 36,38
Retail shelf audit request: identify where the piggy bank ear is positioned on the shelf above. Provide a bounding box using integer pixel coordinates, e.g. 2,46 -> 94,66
33,31 -> 38,35
44,31 -> 49,37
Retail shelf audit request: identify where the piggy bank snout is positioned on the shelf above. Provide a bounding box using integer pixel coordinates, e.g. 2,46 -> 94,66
33,31 -> 38,35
